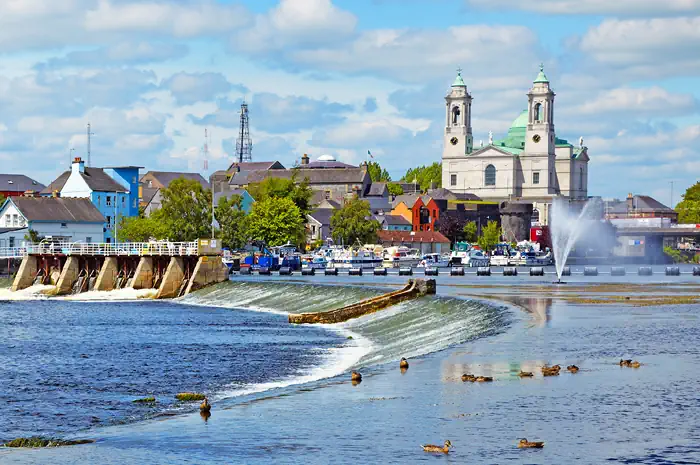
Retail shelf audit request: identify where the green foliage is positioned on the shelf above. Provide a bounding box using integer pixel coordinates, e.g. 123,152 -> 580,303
676,181 -> 700,223
463,221 -> 478,243
157,178 -> 213,242
387,183 -> 404,196
664,246 -> 682,263
132,397 -> 156,403
117,214 -> 169,242
175,393 -> 206,401
330,198 -> 380,245
214,195 -> 248,250
402,162 -> 442,191
3,437 -> 94,448
247,197 -> 305,247
24,229 -> 43,243
247,175 -> 313,218
366,161 -> 391,182
477,220 -> 501,253
0,193 -> 5,206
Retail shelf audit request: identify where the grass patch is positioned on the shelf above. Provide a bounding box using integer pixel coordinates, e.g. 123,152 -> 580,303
3,437 -> 95,448
175,392 -> 205,401
132,397 -> 156,403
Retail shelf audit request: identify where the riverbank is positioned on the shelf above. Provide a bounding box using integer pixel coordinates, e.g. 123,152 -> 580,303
3,278 -> 700,463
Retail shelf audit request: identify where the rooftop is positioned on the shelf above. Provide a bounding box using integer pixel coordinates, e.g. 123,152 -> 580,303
42,167 -> 129,195
7,197 -> 105,223
377,230 -> 450,244
141,171 -> 210,189
0,174 -> 46,193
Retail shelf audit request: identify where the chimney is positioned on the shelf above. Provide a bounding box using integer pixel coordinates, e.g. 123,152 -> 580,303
52,190 -> 60,198
72,157 -> 85,175
626,193 -> 634,213
301,153 -> 310,165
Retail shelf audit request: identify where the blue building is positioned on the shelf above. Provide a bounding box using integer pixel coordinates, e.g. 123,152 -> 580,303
213,189 -> 255,214
42,158 -> 142,243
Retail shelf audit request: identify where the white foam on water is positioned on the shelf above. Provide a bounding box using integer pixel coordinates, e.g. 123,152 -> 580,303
59,288 -> 158,301
214,327 -> 373,401
0,284 -> 54,300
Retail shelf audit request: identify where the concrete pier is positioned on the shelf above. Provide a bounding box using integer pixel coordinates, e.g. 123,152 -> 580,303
11,256 -> 38,291
53,256 -> 80,296
155,257 -> 185,299
131,257 -> 154,290
184,256 -> 229,295
289,279 -> 436,325
94,257 -> 118,292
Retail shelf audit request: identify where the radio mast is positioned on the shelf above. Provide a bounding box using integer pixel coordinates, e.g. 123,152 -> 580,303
235,101 -> 252,163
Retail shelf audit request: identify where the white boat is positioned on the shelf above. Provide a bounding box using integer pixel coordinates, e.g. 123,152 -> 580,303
417,253 -> 451,268
383,246 -> 422,268
326,246 -> 382,269
463,249 -> 490,268
523,250 -> 554,266
449,242 -> 471,266
489,243 -> 515,266
301,254 -> 328,269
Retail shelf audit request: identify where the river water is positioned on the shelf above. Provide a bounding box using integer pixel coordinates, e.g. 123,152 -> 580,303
1,275 -> 700,464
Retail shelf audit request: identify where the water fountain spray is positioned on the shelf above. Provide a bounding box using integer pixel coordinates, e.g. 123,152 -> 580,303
550,198 -> 603,283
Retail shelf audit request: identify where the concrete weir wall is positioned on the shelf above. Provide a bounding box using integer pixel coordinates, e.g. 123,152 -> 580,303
156,257 -> 185,299
11,256 -> 38,291
184,256 -> 229,295
289,279 -> 437,325
53,256 -> 80,296
94,257 -> 118,292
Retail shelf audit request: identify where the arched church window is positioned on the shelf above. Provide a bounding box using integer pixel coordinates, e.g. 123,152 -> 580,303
534,103 -> 542,122
452,106 -> 461,125
484,164 -> 496,186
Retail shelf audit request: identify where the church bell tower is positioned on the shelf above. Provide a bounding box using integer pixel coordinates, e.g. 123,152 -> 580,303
443,69 -> 473,159
525,64 -> 555,156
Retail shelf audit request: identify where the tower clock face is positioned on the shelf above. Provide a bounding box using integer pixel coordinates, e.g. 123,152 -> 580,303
450,137 -> 459,146
532,134 -> 541,143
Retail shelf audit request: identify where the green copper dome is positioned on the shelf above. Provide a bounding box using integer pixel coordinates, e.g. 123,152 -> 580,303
489,110 -> 528,152
534,63 -> 549,83
452,71 -> 466,87
509,110 -> 529,129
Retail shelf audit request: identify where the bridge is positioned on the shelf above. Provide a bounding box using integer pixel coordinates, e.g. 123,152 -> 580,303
615,225 -> 700,238
0,241 -> 200,260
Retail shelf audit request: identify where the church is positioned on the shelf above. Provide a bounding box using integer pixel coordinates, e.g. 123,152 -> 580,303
441,66 -> 589,224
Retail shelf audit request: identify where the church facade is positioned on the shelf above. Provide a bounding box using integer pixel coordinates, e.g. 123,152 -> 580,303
441,66 -> 589,224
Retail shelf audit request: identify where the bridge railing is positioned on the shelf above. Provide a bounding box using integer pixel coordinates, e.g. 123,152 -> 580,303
22,241 -> 200,257
0,247 -> 26,259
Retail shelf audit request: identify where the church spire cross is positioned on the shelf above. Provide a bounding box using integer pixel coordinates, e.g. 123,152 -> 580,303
457,66 -> 463,75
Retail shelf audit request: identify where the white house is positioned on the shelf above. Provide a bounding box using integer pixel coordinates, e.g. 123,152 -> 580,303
0,196 -> 105,247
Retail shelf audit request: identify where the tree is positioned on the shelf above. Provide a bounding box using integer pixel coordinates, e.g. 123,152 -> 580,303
676,181 -> 700,224
247,175 -> 313,219
387,183 -> 404,196
214,194 -> 248,250
366,161 -> 391,182
117,215 -> 169,242
463,221 -> 478,243
0,193 -> 5,206
330,198 -> 380,245
477,220 -> 501,253
247,197 -> 305,247
402,162 -> 442,191
24,229 -> 43,243
437,214 -> 465,244
157,178 -> 212,241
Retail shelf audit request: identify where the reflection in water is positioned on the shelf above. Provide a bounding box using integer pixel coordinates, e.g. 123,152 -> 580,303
501,296 -> 553,327
200,411 -> 211,423
443,361 -> 550,381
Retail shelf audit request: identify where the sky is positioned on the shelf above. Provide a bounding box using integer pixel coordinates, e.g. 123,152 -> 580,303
0,0 -> 698,206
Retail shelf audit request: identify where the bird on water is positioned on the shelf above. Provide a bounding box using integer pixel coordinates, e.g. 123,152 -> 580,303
422,440 -> 452,454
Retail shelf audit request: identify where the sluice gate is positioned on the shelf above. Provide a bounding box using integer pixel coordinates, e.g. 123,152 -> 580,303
11,240 -> 228,299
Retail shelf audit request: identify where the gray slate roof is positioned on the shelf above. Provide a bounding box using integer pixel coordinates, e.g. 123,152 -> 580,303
226,161 -> 285,172
242,168 -> 369,185
366,182 -> 388,197
11,197 -> 105,223
140,187 -> 159,205
42,168 -> 128,194
303,160 -> 357,169
0,174 -> 46,193
141,171 -> 210,189
308,209 -> 335,226
213,189 -> 251,204
607,195 -> 674,214
375,214 -> 411,226
392,194 -> 421,208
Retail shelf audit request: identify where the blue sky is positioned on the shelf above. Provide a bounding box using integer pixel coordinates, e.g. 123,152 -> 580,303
0,0 -> 698,205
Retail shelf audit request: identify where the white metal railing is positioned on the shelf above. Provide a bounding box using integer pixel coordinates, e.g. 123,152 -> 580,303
0,247 -> 26,259
20,241 -> 200,257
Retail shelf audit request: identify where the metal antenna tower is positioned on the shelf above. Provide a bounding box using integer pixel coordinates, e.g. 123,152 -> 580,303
87,122 -> 95,166
235,101 -> 253,163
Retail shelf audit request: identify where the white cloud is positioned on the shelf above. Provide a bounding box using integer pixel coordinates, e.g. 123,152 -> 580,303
573,87 -> 699,117
40,42 -> 189,68
310,119 -> 414,148
466,0 -> 700,15
579,16 -> 700,77
160,72 -> 238,105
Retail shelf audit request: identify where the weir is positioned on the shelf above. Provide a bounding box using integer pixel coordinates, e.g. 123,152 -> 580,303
288,279 -> 437,325
10,240 -> 229,298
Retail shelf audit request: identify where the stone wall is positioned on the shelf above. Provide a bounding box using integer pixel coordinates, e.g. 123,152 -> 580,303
500,201 -> 533,242
184,256 -> 229,295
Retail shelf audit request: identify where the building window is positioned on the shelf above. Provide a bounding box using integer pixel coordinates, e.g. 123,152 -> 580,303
534,103 -> 542,122
484,164 -> 496,186
61,223 -> 67,228
9,237 -> 15,248
122,196 -> 126,207
97,195 -> 101,206
19,217 -> 25,227
12,214 -> 18,226
106,237 -> 111,244
324,191 -> 331,200
533,172 -> 540,184
4,214 -> 9,226
106,196 -> 112,206
106,216 -> 112,227
450,174 -> 457,186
